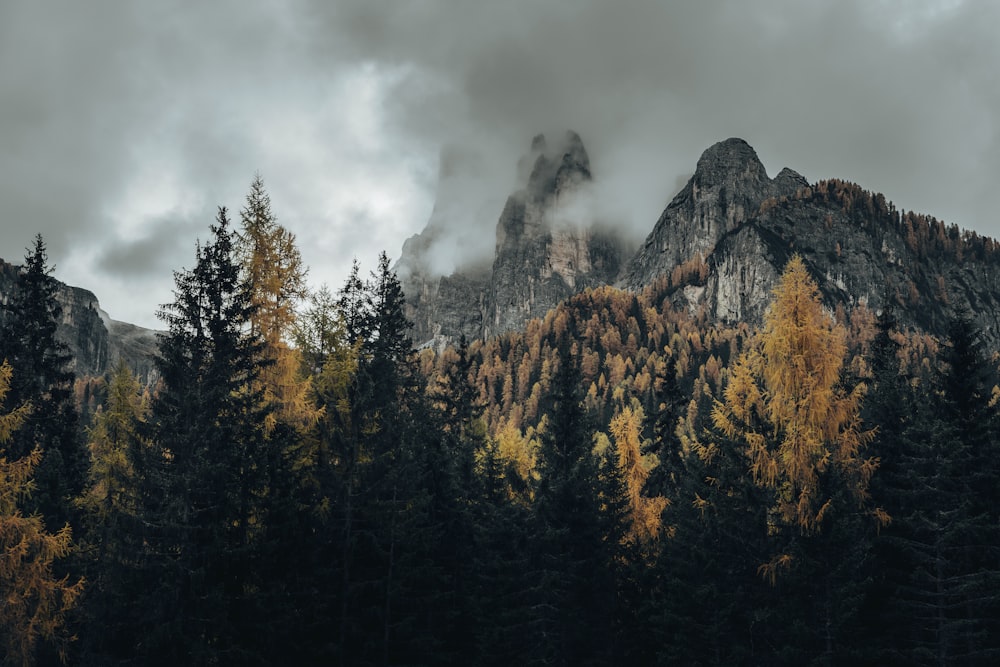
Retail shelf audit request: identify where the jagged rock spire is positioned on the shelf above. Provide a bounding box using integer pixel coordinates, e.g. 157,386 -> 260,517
620,137 -> 804,290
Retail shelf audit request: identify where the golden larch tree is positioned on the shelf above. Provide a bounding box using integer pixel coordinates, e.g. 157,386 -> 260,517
238,175 -> 321,433
82,359 -> 148,523
712,255 -> 879,534
609,404 -> 667,544
0,361 -> 84,666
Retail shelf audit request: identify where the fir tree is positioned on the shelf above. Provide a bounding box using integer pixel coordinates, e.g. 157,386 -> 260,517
77,359 -> 149,662
140,207 -> 270,663
531,344 -> 622,666
0,235 -> 84,530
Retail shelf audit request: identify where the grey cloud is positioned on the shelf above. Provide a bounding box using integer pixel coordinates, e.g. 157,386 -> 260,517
307,0 -> 1000,237
3,0 -> 998,327
96,211 -> 208,279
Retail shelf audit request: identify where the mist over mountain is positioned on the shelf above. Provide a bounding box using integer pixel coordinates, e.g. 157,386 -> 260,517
398,131 -> 634,346
5,131 -> 1000,384
401,133 -> 1000,352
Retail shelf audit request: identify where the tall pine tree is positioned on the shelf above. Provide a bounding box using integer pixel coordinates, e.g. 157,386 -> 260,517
139,207 -> 270,664
710,255 -> 882,663
0,235 -> 84,530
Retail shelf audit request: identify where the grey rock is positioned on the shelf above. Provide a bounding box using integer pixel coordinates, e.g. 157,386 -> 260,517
0,257 -> 160,384
620,138 -> 802,290
400,131 -> 630,347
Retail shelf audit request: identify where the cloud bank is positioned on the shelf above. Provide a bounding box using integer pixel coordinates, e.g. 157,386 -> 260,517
1,0 -> 996,327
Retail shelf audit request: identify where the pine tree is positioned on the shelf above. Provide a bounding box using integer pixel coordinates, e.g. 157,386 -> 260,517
0,235 -> 84,530
234,176 -> 327,663
531,344 -> 622,666
651,379 -> 772,666
236,174 -> 318,433
140,207 -> 270,663
0,361 -> 83,667
608,403 -> 666,545
916,314 -> 1000,662
712,255 -> 878,535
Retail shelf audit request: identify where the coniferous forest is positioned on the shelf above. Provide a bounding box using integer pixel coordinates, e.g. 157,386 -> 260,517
2,177 -> 1000,666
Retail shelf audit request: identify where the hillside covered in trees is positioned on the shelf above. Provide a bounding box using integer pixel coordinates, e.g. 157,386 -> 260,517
1,176 -> 1000,665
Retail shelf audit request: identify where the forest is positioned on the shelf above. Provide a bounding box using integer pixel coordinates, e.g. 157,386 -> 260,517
1,177 -> 999,666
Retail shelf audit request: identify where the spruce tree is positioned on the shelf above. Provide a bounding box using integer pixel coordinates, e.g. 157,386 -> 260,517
531,344 -> 621,666
139,207 -> 270,663
0,234 -> 84,530
77,359 -> 150,663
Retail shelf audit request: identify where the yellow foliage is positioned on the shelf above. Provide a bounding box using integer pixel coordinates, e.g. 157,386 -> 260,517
712,255 -> 878,533
0,362 -> 83,666
495,418 -> 540,502
610,406 -> 668,544
758,553 -> 794,586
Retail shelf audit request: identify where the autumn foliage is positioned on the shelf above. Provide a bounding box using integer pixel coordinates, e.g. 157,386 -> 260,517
713,256 -> 879,533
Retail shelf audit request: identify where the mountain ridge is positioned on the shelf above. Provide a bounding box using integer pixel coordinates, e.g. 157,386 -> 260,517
402,134 -> 1000,352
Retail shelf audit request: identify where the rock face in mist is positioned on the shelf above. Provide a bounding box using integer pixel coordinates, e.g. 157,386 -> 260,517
0,258 -> 159,382
621,137 -> 807,289
691,187 -> 1000,347
404,132 -> 1000,352
399,132 -> 630,346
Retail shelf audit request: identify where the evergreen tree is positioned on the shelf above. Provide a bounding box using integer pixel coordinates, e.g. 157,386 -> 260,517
0,234 -> 84,530
531,344 -> 622,666
140,207 -> 270,663
651,379 -> 772,666
468,434 -> 538,666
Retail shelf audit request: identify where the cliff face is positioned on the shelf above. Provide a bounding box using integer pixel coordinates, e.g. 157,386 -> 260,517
399,131 -> 631,347
0,258 -> 159,382
404,133 -> 1000,352
621,137 -> 807,290
689,186 -> 1000,348
485,132 -> 627,338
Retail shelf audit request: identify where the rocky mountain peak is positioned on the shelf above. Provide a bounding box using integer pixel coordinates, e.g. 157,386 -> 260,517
774,167 -> 809,193
399,131 -> 628,347
620,137 -> 794,289
530,133 -> 547,153
525,131 -> 592,201
692,137 -> 767,188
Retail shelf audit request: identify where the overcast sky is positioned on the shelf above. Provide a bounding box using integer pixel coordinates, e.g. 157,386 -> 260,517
1,0 -> 997,329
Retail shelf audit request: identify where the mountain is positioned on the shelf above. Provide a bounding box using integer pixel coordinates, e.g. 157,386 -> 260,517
398,131 -> 631,347
620,137 -> 807,289
401,134 -> 1000,352
628,141 -> 1000,348
0,258 -> 159,382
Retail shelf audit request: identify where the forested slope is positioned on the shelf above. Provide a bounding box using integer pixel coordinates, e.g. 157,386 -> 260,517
2,177 -> 999,665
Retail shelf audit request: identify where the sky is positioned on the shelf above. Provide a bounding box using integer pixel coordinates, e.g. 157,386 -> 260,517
1,0 -> 997,329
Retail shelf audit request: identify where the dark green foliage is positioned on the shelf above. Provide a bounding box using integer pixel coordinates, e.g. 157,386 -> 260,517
17,207 -> 1000,665
651,406 -> 772,666
864,312 -> 1000,664
529,344 -> 625,666
0,234 -> 84,530
132,208 -> 271,664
